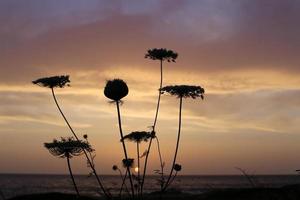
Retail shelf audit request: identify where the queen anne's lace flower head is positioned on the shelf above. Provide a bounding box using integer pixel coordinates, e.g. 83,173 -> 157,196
122,158 -> 135,168
160,85 -> 205,99
44,137 -> 92,158
145,48 -> 178,62
32,75 -> 70,88
122,131 -> 153,143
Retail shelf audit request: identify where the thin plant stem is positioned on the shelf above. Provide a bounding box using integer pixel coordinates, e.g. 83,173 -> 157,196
153,57 -> 163,128
165,171 -> 178,189
85,138 -> 95,169
66,155 -> 80,197
163,97 -> 183,191
141,59 -> 163,194
235,167 -> 257,188
51,88 -> 111,199
155,136 -> 164,190
137,142 -> 140,195
119,169 -> 130,197
116,101 -> 135,198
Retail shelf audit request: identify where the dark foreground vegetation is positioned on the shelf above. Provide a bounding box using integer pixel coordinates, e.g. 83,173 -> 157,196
8,184 -> 300,200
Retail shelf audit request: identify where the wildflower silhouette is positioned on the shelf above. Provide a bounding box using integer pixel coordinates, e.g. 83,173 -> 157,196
32,75 -> 111,199
82,134 -> 96,177
104,78 -> 128,102
32,75 -> 70,88
122,131 -> 152,194
142,48 -> 178,193
113,165 -> 118,171
112,165 -> 130,197
160,85 -> 204,191
154,133 -> 165,191
44,137 -> 93,196
120,158 -> 136,197
174,163 -> 182,172
166,163 -> 182,189
122,158 -> 135,168
104,79 -> 135,197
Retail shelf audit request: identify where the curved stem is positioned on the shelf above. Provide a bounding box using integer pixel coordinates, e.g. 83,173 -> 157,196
51,88 -> 111,199
141,59 -> 163,193
140,138 -> 152,195
119,169 -> 130,197
116,101 -> 135,198
163,97 -> 183,191
137,142 -> 140,195
153,58 -> 163,128
166,171 -> 178,189
67,156 -> 80,197
155,136 -> 164,191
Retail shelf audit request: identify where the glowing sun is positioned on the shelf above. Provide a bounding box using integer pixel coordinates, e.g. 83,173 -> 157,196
134,167 -> 139,173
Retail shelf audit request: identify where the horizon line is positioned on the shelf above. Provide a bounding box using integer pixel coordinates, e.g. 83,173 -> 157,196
0,173 -> 298,176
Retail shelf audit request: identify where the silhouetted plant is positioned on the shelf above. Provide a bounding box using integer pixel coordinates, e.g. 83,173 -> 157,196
141,48 -> 178,194
32,75 -> 70,88
166,164 -> 182,189
122,158 -> 135,169
160,85 -> 204,99
122,131 -> 152,194
235,167 -> 258,188
161,85 -> 204,191
113,165 -> 118,171
104,79 -> 135,197
173,164 -> 182,172
83,134 -> 96,177
32,51 -> 207,200
145,48 -> 178,62
104,79 -> 128,102
33,75 -> 111,199
112,165 -> 130,197
154,134 -> 166,191
44,137 -> 93,196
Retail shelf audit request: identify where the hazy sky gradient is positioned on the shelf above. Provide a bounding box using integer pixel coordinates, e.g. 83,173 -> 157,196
1,0 -> 300,175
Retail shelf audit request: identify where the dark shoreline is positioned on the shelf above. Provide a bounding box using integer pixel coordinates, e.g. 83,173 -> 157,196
7,184 -> 300,200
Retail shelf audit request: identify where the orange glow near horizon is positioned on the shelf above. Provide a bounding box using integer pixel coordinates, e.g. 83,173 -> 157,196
1,0 -> 300,175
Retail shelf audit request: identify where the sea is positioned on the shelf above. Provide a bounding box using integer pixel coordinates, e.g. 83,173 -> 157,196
1,174 -> 300,199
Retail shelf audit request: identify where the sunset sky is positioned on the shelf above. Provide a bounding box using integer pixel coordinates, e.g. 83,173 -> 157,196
1,0 -> 300,175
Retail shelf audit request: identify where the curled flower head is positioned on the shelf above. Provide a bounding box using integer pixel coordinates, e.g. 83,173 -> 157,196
112,165 -> 118,171
160,85 -> 205,99
122,158 -> 135,168
174,163 -> 182,172
104,79 -> 129,101
121,131 -> 153,143
145,48 -> 178,62
44,137 -> 93,158
32,75 -> 70,88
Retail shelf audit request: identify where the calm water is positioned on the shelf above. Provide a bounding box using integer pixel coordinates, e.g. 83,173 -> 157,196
1,174 -> 300,198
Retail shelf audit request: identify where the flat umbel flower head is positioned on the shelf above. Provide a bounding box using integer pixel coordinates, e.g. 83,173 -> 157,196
32,75 -> 70,88
104,79 -> 129,101
122,158 -> 135,168
44,137 -> 93,158
145,48 -> 178,62
121,131 -> 153,143
160,85 -> 205,99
